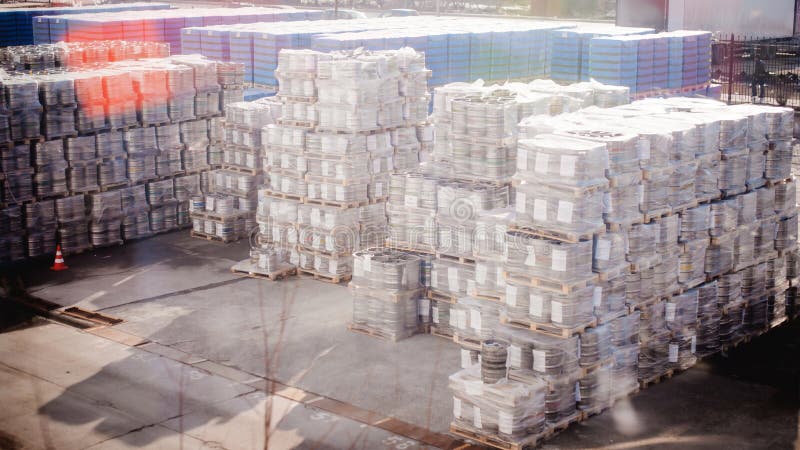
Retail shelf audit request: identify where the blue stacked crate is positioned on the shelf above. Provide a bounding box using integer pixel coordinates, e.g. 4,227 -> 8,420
548,29 -> 582,83
361,32 -> 386,51
202,15 -> 223,27
165,17 -> 186,53
310,33 -> 342,53
306,10 -> 325,20
32,16 -> 50,45
201,28 -> 231,61
651,33 -> 669,91
48,17 -> 68,43
230,28 -> 255,84
665,32 -> 684,89
589,35 -> 638,93
422,31 -> 447,86
681,32 -> 699,87
181,28 -> 203,55
578,27 -> 653,81
254,30 -> 294,87
695,31 -> 712,86
490,29 -> 511,81
447,32 -> 470,83
636,36 -> 655,94
15,11 -> 35,46
384,32 -> 405,51
507,28 -> 537,80
0,12 -> 18,46
469,31 -> 493,81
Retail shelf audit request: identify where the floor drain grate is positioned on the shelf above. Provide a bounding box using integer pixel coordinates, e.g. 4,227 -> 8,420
62,307 -> 124,327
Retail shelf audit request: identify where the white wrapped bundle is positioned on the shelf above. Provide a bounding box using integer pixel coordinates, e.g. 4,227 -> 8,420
430,258 -> 475,296
515,183 -> 604,237
695,153 -> 720,202
437,221 -> 475,258
680,238 -> 709,287
504,234 -> 594,283
626,265 -> 654,305
705,231 -> 734,278
449,366 -> 547,439
474,259 -> 505,298
593,230 -> 628,273
627,222 -> 658,269
669,162 -> 697,209
474,208 -> 513,261
515,134 -> 608,187
297,224 -> 358,256
306,181 -> 368,204
449,296 -> 501,342
556,128 -> 640,186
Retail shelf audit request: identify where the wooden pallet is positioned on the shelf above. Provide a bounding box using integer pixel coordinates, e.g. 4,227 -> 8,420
427,289 -> 459,304
297,268 -> 351,284
670,200 -> 699,215
384,240 -> 436,255
429,326 -> 454,340
765,177 -> 793,187
449,423 -> 544,450
504,272 -> 598,295
508,224 -> 600,244
221,164 -> 261,176
596,265 -> 628,281
769,316 -> 788,329
347,323 -> 411,342
639,369 -> 674,389
261,189 -> 303,202
642,207 -> 672,224
547,412 -> 581,434
276,94 -> 317,103
436,252 -> 477,265
190,230 -> 242,243
277,119 -> 316,129
452,332 -> 481,351
501,317 -> 597,338
579,357 -> 614,377
596,308 -> 628,325
230,259 -> 296,281
315,126 -> 389,135
304,173 -> 372,186
472,291 -> 504,304
302,197 -> 370,209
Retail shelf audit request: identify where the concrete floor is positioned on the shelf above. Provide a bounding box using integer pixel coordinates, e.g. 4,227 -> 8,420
2,229 -> 800,449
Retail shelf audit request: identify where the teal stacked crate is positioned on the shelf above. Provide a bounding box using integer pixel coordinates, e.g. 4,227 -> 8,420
230,29 -> 255,84
469,31 -> 492,81
144,17 -> 166,43
695,32 -> 712,86
447,32 -> 470,83
589,35 -> 639,93
181,28 -> 203,56
651,33 -> 669,91
681,32 -> 699,87
579,26 -> 653,81
201,28 -> 231,61
490,29 -> 511,81
122,19 -> 145,42
508,29 -> 533,79
165,17 -> 186,54
421,31 -> 447,86
636,35 -> 655,94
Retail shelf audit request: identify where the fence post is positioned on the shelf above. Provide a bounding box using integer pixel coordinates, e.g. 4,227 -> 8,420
727,34 -> 735,104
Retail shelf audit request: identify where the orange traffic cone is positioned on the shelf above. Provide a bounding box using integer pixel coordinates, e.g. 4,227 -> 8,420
50,245 -> 68,271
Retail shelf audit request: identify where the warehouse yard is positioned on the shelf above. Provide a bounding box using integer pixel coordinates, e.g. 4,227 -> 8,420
0,232 -> 797,449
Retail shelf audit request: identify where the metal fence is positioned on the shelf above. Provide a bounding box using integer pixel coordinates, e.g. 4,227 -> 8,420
713,36 -> 800,108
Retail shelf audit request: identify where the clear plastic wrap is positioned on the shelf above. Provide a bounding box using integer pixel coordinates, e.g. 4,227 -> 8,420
449,296 -> 501,342
431,259 -> 476,297
514,183 -> 604,237
705,231 -> 734,279
515,134 -> 608,187
504,233 -> 594,283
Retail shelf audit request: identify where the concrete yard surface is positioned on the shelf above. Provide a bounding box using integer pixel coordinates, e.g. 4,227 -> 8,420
1,229 -> 800,449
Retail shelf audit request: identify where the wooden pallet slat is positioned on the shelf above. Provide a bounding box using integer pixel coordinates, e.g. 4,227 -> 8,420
297,268 -> 351,284
230,259 -> 297,281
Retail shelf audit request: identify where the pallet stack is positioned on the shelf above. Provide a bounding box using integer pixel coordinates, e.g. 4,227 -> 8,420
348,248 -> 426,340
443,96 -> 797,449
0,53 -> 244,261
0,41 -> 169,72
192,98 -> 279,243
236,47 -> 428,282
